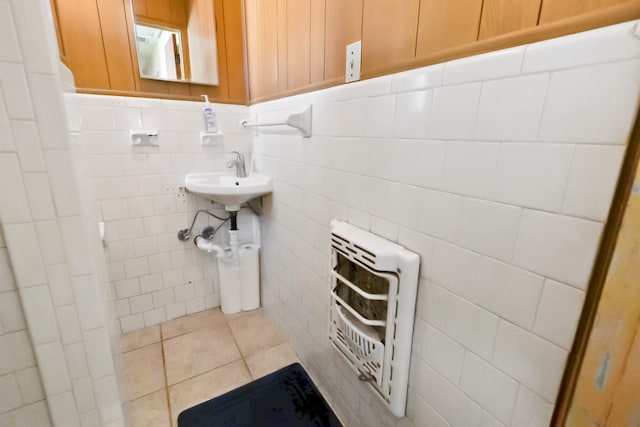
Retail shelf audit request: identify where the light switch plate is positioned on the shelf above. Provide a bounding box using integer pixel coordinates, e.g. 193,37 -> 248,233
345,41 -> 361,83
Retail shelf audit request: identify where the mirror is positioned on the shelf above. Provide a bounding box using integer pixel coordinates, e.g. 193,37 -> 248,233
131,0 -> 219,86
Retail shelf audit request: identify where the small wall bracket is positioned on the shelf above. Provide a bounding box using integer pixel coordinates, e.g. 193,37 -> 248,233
130,129 -> 159,146
200,131 -> 224,146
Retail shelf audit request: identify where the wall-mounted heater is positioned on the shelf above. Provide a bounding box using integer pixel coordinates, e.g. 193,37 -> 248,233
328,220 -> 419,417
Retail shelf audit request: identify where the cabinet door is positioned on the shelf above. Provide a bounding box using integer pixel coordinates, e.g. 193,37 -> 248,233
416,0 -> 483,55
54,0 -> 111,89
287,0 -> 311,90
96,0 -> 136,91
478,0 -> 542,40
539,0 -> 629,24
310,0 -> 326,84
362,0 -> 420,72
324,0 -> 363,81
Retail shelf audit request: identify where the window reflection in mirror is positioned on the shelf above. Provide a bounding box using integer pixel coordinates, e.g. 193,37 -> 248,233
131,0 -> 219,86
135,24 -> 185,81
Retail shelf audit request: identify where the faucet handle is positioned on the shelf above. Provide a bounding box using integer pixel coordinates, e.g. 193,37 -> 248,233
231,151 -> 244,161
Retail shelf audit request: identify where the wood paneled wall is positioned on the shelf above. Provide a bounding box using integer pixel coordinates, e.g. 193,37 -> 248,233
52,0 -> 638,104
244,0 -> 639,103
52,0 -> 247,103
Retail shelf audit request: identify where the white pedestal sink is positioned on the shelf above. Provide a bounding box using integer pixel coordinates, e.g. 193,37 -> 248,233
185,172 -> 273,211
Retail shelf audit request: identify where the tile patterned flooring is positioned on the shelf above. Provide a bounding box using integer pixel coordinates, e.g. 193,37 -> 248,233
120,308 -> 299,427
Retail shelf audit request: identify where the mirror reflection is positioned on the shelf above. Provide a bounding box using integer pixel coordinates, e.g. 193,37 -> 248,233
132,0 -> 219,86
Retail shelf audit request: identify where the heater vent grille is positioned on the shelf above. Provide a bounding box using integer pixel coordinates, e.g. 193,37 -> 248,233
328,220 -> 419,418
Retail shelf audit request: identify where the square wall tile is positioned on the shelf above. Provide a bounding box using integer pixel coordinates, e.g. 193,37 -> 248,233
511,386 -> 553,427
397,227 -> 434,278
493,321 -> 567,401
474,257 -> 544,331
365,95 -> 396,138
534,279 -> 584,350
48,390 -> 80,427
16,366 -> 45,404
72,377 -> 96,413
457,198 -> 521,262
390,64 -> 443,93
475,74 -> 548,141
420,323 -> 465,384
410,394 -> 449,427
493,143 -> 574,212
63,342 -> 90,381
417,189 -> 464,242
375,139 -> 446,189
0,290 -> 25,332
56,305 -> 82,345
21,285 -> 60,344
46,264 -> 74,307
513,210 -> 603,289
445,293 -> 499,361
522,20 -> 640,73
0,330 -> 35,375
35,340 -> 71,396
35,221 -> 66,266
0,95 -> 16,153
58,216 -> 95,277
539,59 -> 640,144
430,240 -> 482,301
3,222 -> 46,288
0,1 -> 21,62
0,153 -> 32,224
44,150 -> 84,217
84,328 -> 115,379
12,120 -> 45,172
23,173 -> 56,221
0,63 -> 34,119
429,83 -> 481,140
72,275 -> 106,331
393,90 -> 433,139
0,373 -> 27,414
413,361 -> 485,427
28,73 -> 70,149
79,106 -> 116,130
460,351 -> 519,424
441,141 -> 500,199
562,145 -> 625,221
443,46 -> 525,85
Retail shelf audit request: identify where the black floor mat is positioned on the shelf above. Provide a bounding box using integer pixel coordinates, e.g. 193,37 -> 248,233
178,363 -> 343,427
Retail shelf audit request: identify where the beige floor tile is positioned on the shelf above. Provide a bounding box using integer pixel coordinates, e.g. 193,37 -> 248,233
120,325 -> 161,353
161,308 -> 226,340
168,360 -> 252,426
228,309 -> 285,357
245,342 -> 299,379
122,343 -> 166,401
126,390 -> 170,427
163,324 -> 241,385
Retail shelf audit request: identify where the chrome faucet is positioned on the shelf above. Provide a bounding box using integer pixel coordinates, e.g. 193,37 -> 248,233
226,151 -> 247,178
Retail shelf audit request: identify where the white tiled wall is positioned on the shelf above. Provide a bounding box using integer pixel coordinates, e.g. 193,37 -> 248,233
0,227 -> 51,426
63,94 -> 253,333
0,0 -> 125,425
250,21 -> 640,427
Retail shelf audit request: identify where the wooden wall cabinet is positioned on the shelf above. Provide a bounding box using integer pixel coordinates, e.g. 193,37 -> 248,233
52,0 -> 639,104
52,0 -> 247,103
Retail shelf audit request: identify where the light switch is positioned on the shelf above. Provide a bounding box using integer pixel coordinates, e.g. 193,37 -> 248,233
345,41 -> 361,83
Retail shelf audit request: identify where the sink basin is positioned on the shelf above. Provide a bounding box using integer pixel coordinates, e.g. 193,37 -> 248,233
185,172 -> 273,211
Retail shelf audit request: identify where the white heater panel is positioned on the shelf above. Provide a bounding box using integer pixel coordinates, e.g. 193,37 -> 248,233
328,220 -> 419,418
